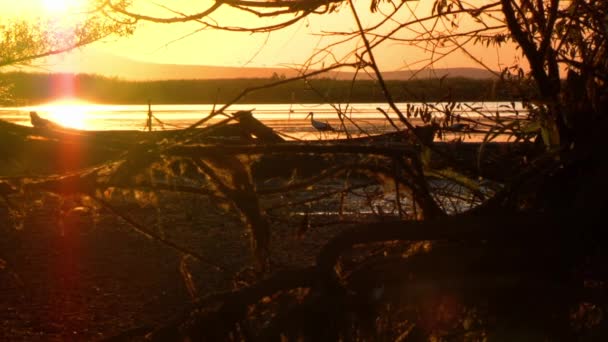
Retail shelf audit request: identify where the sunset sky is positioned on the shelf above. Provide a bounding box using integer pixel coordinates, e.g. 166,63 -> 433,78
1,1 -> 523,75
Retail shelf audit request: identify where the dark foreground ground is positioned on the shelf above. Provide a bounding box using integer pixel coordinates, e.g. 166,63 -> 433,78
0,191 -> 350,341
0,117 -> 540,340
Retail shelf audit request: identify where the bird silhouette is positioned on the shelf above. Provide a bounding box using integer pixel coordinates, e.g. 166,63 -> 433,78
29,111 -> 53,129
306,112 -> 335,138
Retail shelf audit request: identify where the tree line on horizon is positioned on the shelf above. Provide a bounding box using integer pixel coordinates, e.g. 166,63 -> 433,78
0,71 -> 528,106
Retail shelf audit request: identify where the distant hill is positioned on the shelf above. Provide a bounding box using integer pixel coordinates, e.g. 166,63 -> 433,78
38,50 -> 498,81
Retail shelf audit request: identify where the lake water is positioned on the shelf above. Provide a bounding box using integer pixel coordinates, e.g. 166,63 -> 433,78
1,101 -> 510,214
0,101 -> 526,140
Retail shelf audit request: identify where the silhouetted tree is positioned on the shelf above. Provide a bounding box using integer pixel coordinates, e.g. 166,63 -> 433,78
2,0 -> 607,340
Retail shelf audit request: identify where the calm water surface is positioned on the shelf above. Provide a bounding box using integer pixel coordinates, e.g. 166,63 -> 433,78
0,102 -> 525,140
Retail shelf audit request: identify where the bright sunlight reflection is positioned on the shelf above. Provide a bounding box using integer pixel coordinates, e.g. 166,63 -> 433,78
40,99 -> 91,129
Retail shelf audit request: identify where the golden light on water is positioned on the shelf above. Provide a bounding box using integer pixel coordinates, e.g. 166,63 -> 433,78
38,99 -> 92,130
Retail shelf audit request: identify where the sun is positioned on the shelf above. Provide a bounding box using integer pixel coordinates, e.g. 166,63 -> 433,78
41,0 -> 82,13
42,99 -> 91,130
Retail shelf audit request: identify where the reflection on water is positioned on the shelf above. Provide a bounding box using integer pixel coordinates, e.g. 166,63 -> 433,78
0,101 -> 526,141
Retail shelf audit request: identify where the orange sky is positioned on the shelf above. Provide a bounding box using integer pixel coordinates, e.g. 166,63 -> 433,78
1,0 -> 524,74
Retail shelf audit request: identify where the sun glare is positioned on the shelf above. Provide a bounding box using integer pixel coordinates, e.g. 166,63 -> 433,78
41,0 -> 81,13
41,99 -> 91,130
